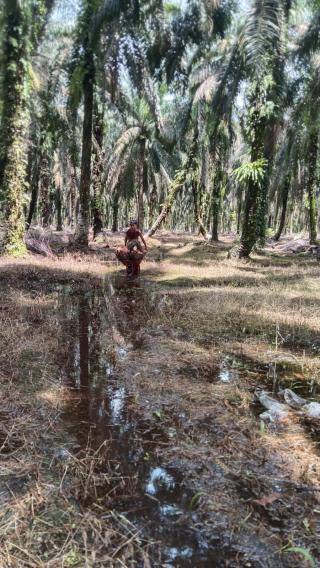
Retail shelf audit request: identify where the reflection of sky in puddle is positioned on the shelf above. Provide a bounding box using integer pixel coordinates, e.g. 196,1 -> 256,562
61,284 -> 209,565
159,503 -> 182,517
166,546 -> 193,561
106,363 -> 113,376
218,364 -> 238,383
145,466 -> 175,495
109,387 -> 126,423
98,402 -> 105,418
116,346 -> 128,360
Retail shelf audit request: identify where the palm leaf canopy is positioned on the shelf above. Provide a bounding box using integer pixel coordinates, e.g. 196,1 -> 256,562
239,0 -> 285,75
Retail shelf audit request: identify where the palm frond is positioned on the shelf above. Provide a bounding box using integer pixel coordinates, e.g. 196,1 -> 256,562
194,74 -> 219,103
240,0 -> 284,74
151,139 -> 176,178
90,0 -> 129,46
112,125 -> 142,158
296,12 -> 320,58
122,35 -> 164,133
103,125 -> 142,193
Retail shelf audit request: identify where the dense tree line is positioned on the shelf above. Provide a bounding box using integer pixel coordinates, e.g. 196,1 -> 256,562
0,0 -> 319,257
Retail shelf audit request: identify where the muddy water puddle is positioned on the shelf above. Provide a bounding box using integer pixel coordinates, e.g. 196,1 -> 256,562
54,277 -> 222,566
51,276 -> 320,566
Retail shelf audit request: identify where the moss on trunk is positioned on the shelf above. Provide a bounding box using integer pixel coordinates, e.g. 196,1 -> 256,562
0,0 -> 53,254
274,175 -> 290,241
239,83 -> 268,259
211,164 -> 225,242
92,96 -> 105,215
0,0 -> 29,255
75,41 -> 94,246
306,130 -> 318,245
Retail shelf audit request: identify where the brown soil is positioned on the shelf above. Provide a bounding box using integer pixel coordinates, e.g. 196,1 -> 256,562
0,232 -> 319,567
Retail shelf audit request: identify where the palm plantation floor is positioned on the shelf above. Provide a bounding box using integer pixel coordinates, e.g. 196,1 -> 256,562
0,232 -> 319,567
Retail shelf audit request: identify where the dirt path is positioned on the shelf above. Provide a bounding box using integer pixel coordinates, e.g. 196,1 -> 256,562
0,235 -> 319,567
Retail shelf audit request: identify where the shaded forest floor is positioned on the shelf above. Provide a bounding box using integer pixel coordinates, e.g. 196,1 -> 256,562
0,232 -> 319,567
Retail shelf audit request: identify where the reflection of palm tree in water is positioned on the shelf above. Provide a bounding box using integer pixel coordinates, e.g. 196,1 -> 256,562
61,292 -> 144,463
57,285 -> 178,527
79,296 -> 89,388
76,293 -> 153,497
106,276 -> 150,348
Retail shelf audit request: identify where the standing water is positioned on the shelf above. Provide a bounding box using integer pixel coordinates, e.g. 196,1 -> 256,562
54,275 -> 221,567
49,274 -> 320,567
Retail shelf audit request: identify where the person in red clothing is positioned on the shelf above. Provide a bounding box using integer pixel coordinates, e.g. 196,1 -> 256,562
125,220 -> 148,253
116,220 -> 147,277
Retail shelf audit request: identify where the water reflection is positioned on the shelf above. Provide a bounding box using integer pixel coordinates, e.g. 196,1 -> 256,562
56,278 -> 206,566
267,361 -> 320,398
79,297 -> 89,387
146,466 -> 175,496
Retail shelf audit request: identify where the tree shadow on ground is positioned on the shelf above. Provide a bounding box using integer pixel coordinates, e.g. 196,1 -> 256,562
155,265 -> 320,289
157,274 -> 262,288
0,257 -> 319,567
156,283 -> 320,358
249,251 -> 317,267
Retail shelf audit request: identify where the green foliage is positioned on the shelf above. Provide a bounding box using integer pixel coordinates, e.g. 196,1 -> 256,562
69,63 -> 85,109
0,0 -> 318,250
164,2 -> 180,17
285,547 -> 316,568
232,158 -> 268,187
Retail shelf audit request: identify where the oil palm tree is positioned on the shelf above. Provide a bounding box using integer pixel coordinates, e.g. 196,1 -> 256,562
104,93 -> 176,231
295,6 -> 320,243
70,0 -> 166,244
233,0 -> 292,257
0,0 -> 54,255
145,0 -> 236,237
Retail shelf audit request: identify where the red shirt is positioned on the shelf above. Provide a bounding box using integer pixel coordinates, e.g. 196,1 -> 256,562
126,227 -> 140,240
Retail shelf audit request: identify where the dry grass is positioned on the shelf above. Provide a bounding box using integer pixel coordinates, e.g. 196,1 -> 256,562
146,240 -> 320,378
0,232 -> 319,567
0,284 -> 153,567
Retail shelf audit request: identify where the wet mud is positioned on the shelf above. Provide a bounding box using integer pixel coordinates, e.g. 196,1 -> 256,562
55,277 -> 222,566
29,275 -> 320,566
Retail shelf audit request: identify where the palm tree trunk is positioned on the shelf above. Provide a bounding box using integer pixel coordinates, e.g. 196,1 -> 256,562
236,186 -> 242,235
147,175 -> 182,238
192,183 -> 207,238
147,135 -> 197,238
26,153 -> 41,229
137,140 -> 147,231
56,186 -> 63,231
306,130 -> 318,245
0,0 -> 54,254
238,89 -> 267,258
69,167 -> 78,227
112,194 -> 119,232
92,97 -> 104,213
211,173 -> 221,241
0,0 -> 29,254
148,185 -> 157,226
239,172 -> 262,258
67,112 -> 80,228
274,175 -> 290,241
75,48 -> 94,246
40,154 -> 51,227
256,171 -> 269,245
